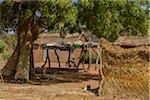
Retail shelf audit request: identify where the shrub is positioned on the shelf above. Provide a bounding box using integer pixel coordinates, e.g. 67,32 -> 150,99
0,40 -> 6,53
2,51 -> 11,60
3,34 -> 17,51
81,50 -> 99,64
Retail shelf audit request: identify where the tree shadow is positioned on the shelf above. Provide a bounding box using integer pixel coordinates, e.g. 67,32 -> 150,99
29,67 -> 99,85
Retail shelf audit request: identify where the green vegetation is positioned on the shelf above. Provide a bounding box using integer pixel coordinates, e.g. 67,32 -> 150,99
82,50 -> 99,64
0,34 -> 17,61
1,51 -> 11,60
2,35 -> 17,51
0,39 -> 11,60
0,40 -> 6,53
78,0 -> 149,41
0,0 -> 149,41
0,0 -> 78,35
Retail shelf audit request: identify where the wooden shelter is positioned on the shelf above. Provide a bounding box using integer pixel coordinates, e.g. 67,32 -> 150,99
33,33 -> 80,63
33,32 -> 100,70
40,42 -> 100,69
99,38 -> 149,99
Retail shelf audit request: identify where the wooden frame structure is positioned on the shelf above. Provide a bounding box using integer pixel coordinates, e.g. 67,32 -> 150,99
32,38 -> 104,96
40,42 -> 100,69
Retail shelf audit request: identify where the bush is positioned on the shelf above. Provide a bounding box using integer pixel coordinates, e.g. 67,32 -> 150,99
2,51 -> 11,60
0,40 -> 6,53
3,34 -> 17,51
81,50 -> 99,64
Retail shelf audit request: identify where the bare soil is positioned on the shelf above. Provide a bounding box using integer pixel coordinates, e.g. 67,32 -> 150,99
0,62 -> 143,100
0,82 -> 141,100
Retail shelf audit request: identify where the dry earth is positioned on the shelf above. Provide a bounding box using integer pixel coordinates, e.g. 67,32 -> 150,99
0,82 -> 143,100
0,58 -> 146,100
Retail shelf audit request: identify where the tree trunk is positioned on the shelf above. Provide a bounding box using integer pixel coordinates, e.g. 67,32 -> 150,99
1,43 -> 20,79
1,19 -> 42,81
14,37 -> 31,81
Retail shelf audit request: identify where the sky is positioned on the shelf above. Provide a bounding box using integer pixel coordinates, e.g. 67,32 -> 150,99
73,0 -> 78,3
0,0 -> 4,3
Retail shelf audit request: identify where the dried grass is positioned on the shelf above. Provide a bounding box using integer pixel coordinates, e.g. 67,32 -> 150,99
99,38 -> 149,99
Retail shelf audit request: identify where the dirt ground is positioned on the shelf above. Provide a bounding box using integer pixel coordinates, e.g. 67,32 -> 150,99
0,83 -> 142,100
0,61 -> 145,100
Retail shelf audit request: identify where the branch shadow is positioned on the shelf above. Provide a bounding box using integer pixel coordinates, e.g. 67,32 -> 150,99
29,67 -> 99,85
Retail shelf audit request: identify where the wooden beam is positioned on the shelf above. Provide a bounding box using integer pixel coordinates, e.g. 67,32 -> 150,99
41,42 -> 100,50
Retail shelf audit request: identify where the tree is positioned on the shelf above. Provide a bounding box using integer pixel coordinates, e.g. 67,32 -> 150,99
0,0 -> 77,81
77,0 -> 149,41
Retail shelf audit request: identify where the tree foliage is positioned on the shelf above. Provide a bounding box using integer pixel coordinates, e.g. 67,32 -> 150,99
78,0 -> 149,41
0,0 -> 78,33
0,0 -> 149,41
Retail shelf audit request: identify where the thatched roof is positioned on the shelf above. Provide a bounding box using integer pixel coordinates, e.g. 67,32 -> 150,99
114,36 -> 150,47
100,38 -> 149,98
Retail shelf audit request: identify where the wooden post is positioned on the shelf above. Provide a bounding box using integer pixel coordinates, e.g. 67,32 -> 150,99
54,49 -> 61,68
81,48 -> 86,72
98,45 -> 105,96
68,49 -> 71,68
76,47 -> 84,69
47,49 -> 51,68
0,71 -> 4,83
95,48 -> 100,70
87,46 -> 92,71
41,50 -> 47,68
41,48 -> 51,68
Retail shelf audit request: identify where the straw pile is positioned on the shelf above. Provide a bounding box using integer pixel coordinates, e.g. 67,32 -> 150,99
99,38 -> 149,99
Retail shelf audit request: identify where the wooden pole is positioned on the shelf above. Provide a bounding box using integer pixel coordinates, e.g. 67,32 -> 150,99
0,71 -> 4,83
95,48 -> 100,70
47,49 -> 51,68
76,47 -> 84,69
81,49 -> 86,72
98,46 -> 105,96
41,50 -> 47,68
87,46 -> 92,71
54,49 -> 61,68
68,49 -> 71,68
41,48 -> 51,68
